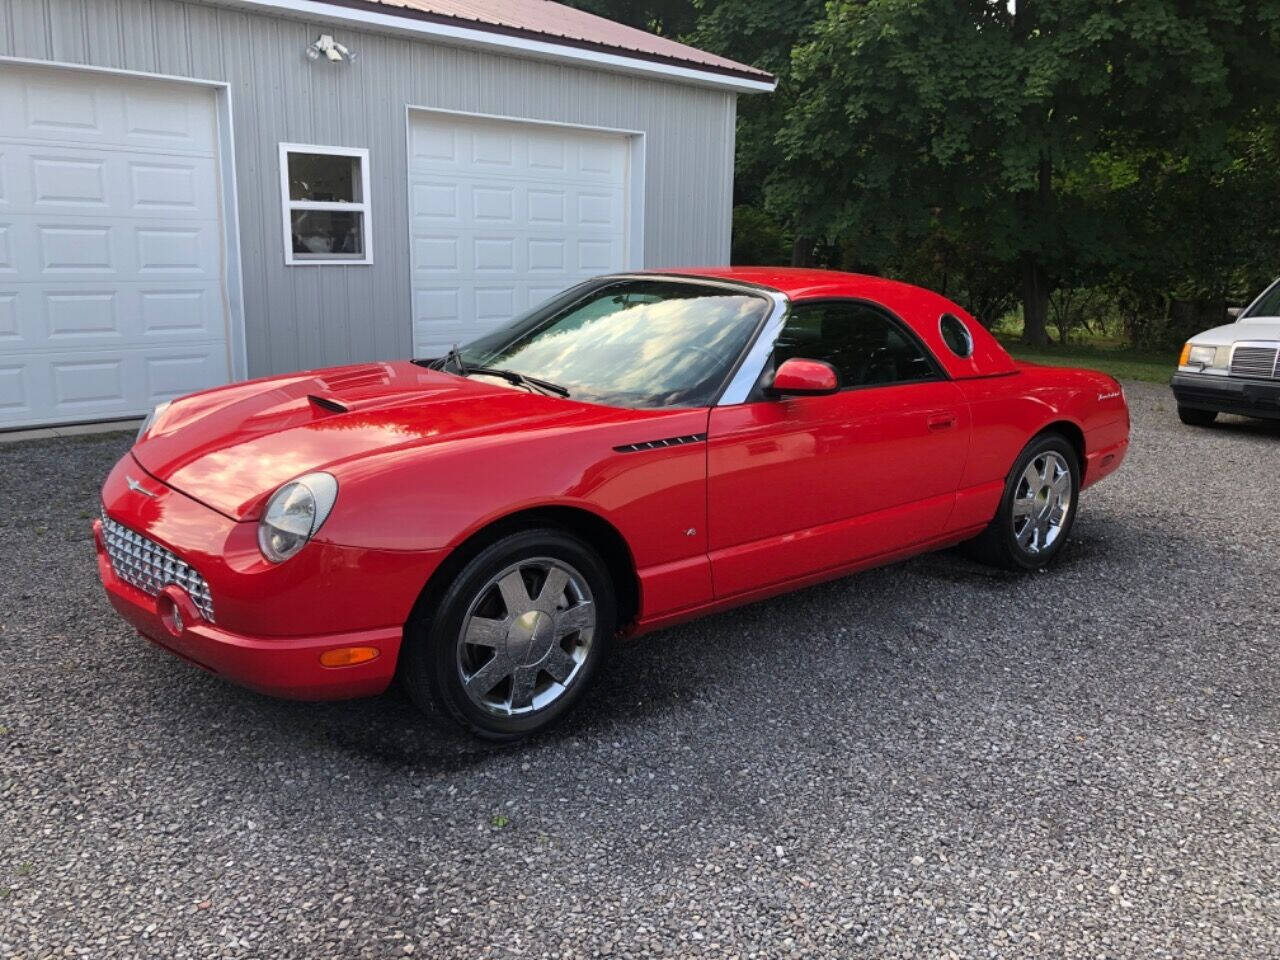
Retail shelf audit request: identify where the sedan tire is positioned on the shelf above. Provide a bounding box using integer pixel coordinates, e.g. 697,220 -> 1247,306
964,433 -> 1080,571
402,528 -> 615,741
1177,405 -> 1218,427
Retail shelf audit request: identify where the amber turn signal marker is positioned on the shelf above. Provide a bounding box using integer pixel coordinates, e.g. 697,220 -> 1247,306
319,646 -> 380,668
1178,342 -> 1192,365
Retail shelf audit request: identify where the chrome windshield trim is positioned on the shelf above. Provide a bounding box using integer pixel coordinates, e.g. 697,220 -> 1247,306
717,290 -> 790,406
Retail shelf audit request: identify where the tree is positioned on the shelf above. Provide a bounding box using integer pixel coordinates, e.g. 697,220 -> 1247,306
565,0 -> 700,37
659,1 -> 827,263
773,0 -> 1280,344
1105,103 -> 1280,343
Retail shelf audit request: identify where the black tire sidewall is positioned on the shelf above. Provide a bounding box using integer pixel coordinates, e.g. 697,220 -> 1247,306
998,434 -> 1081,570
405,528 -> 615,741
1177,405 -> 1217,427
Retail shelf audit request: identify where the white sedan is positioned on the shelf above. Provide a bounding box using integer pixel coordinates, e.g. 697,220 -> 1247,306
1171,279 -> 1280,426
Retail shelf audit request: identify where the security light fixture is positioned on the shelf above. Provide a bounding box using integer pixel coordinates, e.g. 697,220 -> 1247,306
306,34 -> 356,63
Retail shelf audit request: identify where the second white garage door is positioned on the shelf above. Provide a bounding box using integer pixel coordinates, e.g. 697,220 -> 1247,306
0,64 -> 232,429
408,112 -> 634,356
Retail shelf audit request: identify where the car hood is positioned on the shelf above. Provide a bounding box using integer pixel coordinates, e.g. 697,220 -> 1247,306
1191,317 -> 1280,345
132,361 -> 621,520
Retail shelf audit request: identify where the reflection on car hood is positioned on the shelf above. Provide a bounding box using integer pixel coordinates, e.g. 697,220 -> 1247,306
132,361 -> 617,520
1192,317 -> 1280,345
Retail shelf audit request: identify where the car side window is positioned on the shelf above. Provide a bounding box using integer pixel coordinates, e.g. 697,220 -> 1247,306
774,301 -> 939,389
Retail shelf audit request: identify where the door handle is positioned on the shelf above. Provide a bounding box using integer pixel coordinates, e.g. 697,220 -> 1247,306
927,414 -> 957,431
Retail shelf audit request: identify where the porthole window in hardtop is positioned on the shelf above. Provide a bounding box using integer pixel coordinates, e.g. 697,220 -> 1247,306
939,313 -> 974,358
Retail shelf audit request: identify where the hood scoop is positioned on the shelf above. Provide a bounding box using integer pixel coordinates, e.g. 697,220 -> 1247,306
317,364 -> 392,392
308,393 -> 349,414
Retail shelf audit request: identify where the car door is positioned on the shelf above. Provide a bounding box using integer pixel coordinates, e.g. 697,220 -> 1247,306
706,299 -> 971,598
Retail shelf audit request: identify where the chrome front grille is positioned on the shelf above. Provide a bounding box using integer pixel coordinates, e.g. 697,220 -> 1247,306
1230,346 -> 1280,380
100,509 -> 215,621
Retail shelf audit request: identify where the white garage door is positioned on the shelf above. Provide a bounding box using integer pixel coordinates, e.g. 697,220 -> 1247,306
408,112 -> 632,355
0,64 -> 231,428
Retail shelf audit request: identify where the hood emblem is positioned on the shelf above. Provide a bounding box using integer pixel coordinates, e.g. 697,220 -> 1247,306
126,475 -> 157,498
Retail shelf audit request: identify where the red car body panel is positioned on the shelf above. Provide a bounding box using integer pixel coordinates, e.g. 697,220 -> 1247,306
96,268 -> 1129,700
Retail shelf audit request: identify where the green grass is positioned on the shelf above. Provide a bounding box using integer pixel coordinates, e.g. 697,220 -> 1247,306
996,337 -> 1175,384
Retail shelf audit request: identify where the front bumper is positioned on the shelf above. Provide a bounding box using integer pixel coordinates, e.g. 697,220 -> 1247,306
96,530 -> 400,698
96,454 -> 441,700
1170,372 -> 1280,421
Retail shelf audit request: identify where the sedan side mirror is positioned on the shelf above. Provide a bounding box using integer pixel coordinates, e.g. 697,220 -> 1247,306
1227,306 -> 1243,320
769,358 -> 840,396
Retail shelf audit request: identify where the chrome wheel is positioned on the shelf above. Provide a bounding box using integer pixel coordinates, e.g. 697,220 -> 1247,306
1011,451 -> 1073,555
456,557 -> 596,717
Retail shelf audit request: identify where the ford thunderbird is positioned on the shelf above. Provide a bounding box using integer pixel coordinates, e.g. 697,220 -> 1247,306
95,269 -> 1130,739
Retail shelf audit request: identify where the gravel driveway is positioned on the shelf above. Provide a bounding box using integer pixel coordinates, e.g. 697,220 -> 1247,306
2,380 -> 1278,959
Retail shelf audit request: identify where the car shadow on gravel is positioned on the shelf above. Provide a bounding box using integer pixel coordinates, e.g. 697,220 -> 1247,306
1198,414 -> 1280,439
60,465 -> 1218,779
212,516 -> 1162,771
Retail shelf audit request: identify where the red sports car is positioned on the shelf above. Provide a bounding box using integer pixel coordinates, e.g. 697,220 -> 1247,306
95,268 -> 1130,739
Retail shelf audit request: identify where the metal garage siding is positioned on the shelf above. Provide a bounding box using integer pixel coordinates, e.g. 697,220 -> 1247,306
1,0 -> 737,378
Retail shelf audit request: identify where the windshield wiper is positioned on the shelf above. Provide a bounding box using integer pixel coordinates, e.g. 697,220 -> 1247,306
413,343 -> 468,374
440,343 -> 467,375
414,347 -> 568,397
469,366 -> 571,398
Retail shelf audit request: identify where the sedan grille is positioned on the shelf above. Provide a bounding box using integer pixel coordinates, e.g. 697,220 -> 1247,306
100,509 -> 215,621
1229,346 -> 1280,380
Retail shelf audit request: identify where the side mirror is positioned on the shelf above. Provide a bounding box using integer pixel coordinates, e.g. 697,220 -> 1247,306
1227,306 -> 1243,320
769,357 -> 839,396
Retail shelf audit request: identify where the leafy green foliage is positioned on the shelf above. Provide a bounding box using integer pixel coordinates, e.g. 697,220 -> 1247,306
560,0 -> 1280,346
565,0 -> 699,36
775,0 -> 1280,343
729,204 -> 791,264
688,0 -> 825,210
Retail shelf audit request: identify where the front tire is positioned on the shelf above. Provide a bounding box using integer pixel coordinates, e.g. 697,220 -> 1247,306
1178,405 -> 1217,427
402,528 -> 615,741
964,433 -> 1080,571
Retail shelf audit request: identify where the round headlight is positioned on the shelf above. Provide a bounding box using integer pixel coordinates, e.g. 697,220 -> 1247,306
257,472 -> 339,563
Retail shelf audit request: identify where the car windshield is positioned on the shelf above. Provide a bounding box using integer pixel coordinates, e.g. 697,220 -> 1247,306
454,278 -> 771,408
1243,278 -> 1280,320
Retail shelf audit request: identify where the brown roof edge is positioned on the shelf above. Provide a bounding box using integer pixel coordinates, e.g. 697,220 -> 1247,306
313,0 -> 776,86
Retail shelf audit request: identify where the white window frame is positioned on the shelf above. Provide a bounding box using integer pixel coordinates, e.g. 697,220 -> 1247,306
278,142 -> 373,266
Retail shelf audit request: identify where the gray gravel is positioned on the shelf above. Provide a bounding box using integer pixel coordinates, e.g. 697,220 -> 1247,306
2,380 -> 1278,959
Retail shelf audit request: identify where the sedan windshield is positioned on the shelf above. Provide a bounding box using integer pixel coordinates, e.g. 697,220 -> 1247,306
1243,278 -> 1280,319
453,278 -> 771,408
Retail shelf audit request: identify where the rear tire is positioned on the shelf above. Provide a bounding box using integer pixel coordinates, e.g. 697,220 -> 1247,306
963,433 -> 1080,571
401,528 -> 615,742
1178,405 -> 1217,427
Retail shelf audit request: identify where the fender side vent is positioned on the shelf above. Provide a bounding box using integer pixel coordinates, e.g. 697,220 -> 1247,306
613,433 -> 707,453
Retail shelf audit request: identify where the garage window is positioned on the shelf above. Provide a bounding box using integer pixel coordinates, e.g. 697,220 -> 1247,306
279,143 -> 372,265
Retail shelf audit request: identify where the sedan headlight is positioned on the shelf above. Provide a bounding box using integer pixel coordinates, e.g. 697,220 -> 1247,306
257,472 -> 339,563
135,401 -> 170,445
1180,343 -> 1228,370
